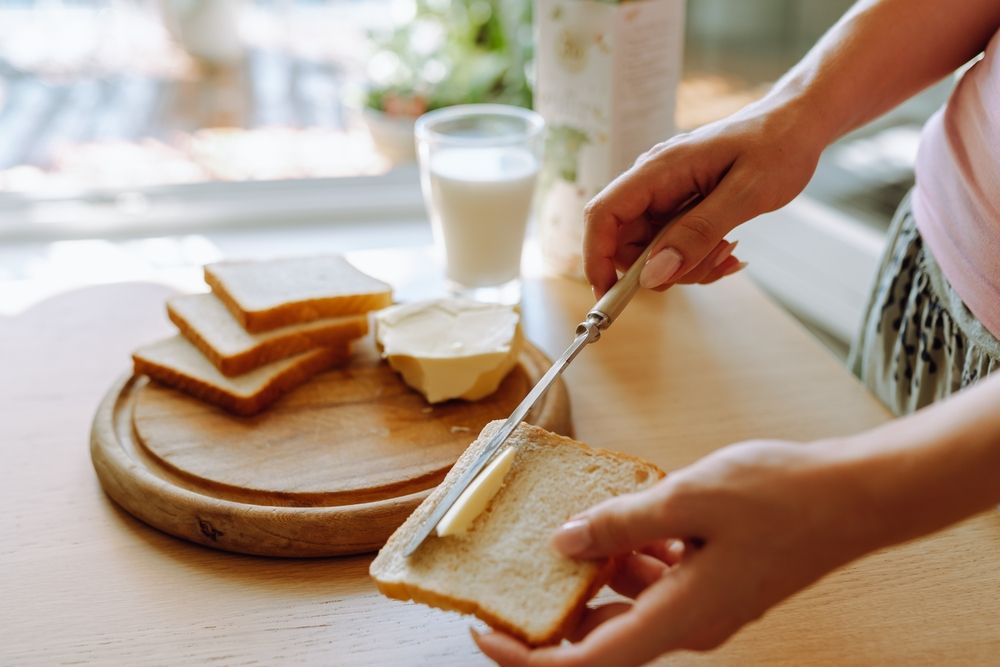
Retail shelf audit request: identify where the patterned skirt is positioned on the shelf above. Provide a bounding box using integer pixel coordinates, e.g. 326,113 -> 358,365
849,191 -> 1000,416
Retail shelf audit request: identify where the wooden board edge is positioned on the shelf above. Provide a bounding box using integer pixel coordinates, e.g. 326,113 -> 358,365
90,373 -> 428,557
90,340 -> 573,558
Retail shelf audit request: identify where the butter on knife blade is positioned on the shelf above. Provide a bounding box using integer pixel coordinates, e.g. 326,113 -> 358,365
435,446 -> 517,537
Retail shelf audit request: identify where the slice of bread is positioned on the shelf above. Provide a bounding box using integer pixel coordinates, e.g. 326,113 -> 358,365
370,421 -> 664,646
167,292 -> 368,377
204,255 -> 393,333
132,335 -> 349,416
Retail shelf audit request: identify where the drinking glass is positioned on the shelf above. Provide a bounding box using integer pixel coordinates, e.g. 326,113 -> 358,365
415,104 -> 545,304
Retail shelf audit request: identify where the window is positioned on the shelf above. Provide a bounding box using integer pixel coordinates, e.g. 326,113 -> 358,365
0,0 -> 952,235
0,0 -> 423,231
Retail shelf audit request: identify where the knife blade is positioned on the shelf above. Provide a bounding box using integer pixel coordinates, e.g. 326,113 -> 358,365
402,200 -> 698,558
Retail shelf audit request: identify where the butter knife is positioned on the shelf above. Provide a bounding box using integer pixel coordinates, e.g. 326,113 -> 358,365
402,202 -> 695,557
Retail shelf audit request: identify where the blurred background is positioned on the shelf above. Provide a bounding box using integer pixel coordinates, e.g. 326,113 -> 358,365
0,0 -> 954,356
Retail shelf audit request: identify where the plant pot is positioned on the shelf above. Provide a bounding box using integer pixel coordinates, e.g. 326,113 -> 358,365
159,0 -> 246,67
361,108 -> 417,164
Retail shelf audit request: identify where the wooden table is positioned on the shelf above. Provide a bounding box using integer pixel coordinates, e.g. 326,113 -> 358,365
3,272 -> 999,665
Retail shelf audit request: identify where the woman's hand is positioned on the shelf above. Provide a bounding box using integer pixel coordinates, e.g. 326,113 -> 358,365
584,100 -> 826,297
582,0 -> 1000,297
473,439 -> 872,667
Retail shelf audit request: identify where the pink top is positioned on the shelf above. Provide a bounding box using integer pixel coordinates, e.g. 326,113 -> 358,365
912,29 -> 1000,339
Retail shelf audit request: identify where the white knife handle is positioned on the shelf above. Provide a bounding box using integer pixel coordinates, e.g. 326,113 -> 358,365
587,200 -> 698,328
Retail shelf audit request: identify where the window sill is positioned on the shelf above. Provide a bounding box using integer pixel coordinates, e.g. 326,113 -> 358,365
0,164 -> 425,242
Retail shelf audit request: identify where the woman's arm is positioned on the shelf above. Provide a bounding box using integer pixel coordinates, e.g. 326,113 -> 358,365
843,371 -> 1000,552
583,0 -> 1000,297
777,0 -> 1000,146
474,373 -> 1000,666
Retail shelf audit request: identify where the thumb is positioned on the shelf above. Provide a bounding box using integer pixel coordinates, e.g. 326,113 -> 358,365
552,485 -> 691,559
638,177 -> 755,290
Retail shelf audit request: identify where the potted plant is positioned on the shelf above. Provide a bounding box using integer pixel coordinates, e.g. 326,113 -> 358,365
362,0 -> 532,163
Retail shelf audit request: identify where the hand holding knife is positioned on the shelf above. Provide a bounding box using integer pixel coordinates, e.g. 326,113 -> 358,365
403,201 -> 696,557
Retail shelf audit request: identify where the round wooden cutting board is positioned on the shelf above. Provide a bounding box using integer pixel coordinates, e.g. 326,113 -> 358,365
90,340 -> 571,558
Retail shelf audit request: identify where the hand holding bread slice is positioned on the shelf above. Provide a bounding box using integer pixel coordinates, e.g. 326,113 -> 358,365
370,421 -> 664,645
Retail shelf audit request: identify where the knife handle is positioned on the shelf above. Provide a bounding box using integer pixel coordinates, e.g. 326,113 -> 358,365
587,199 -> 699,328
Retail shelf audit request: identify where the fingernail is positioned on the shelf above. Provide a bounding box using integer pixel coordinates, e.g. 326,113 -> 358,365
712,241 -> 738,268
469,626 -> 482,641
722,261 -> 748,277
552,518 -> 592,556
639,248 -> 683,289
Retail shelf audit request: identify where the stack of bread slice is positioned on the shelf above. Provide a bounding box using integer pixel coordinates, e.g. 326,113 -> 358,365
133,255 -> 392,416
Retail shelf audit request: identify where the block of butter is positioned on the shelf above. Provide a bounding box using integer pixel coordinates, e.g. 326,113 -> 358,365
374,299 -> 522,404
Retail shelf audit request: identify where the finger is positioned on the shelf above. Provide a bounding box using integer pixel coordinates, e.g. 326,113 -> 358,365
551,484 -> 696,559
637,171 -> 759,290
666,538 -> 686,564
473,609 -> 656,667
472,628 -> 531,667
698,256 -> 748,285
475,567 -> 705,667
584,159 -> 701,297
612,215 -> 655,271
675,240 -> 738,285
566,603 -> 633,642
665,255 -> 742,291
583,177 -> 651,298
472,625 -> 626,667
553,568 -> 701,667
640,538 -> 686,566
609,553 -> 669,599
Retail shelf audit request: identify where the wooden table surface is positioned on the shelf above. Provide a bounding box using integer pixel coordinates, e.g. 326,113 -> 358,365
3,272 -> 1000,666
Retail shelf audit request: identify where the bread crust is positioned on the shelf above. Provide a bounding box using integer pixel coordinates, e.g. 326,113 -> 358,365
373,557 -> 612,646
132,344 -> 348,416
167,298 -> 368,376
205,266 -> 392,334
370,422 -> 665,646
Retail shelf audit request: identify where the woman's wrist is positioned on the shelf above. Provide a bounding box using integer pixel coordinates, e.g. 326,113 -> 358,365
796,437 -> 897,566
735,84 -> 836,165
813,376 -> 1000,558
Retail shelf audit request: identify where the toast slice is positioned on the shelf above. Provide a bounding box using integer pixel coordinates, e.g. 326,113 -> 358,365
167,292 -> 368,376
132,335 -> 349,416
370,421 -> 664,646
204,255 -> 392,333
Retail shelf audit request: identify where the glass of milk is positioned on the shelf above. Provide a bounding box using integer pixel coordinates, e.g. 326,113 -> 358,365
415,104 -> 544,305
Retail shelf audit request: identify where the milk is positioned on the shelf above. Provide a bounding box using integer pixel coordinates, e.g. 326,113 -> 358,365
423,147 -> 539,288
534,0 -> 685,279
